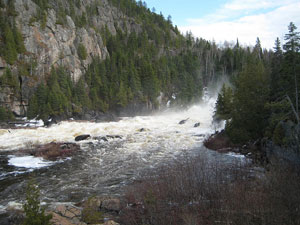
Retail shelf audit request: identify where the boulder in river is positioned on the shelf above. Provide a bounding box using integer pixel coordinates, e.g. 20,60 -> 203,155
44,116 -> 58,127
30,142 -> 80,160
106,135 -> 122,139
75,135 -> 91,142
179,118 -> 189,125
194,122 -> 201,127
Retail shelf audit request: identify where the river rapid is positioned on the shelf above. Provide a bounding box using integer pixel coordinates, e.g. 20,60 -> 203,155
0,94 -> 245,211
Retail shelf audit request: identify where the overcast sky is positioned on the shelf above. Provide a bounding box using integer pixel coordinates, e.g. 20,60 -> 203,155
142,0 -> 300,49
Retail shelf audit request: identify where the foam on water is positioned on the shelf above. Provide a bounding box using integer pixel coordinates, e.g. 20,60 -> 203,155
8,156 -> 55,168
0,96 -> 221,153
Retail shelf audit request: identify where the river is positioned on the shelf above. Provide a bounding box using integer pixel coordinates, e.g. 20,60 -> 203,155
0,94 -> 245,212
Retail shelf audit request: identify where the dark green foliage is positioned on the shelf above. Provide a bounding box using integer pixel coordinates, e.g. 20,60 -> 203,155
213,22 -> 300,147
32,0 -> 49,10
2,24 -> 18,64
7,0 -> 18,17
226,59 -> 270,143
0,3 -> 26,64
216,84 -> 233,120
77,43 -> 87,60
0,106 -> 15,121
270,37 -> 283,101
0,68 -> 20,97
81,197 -> 103,224
13,25 -> 26,53
27,67 -> 73,119
23,180 -> 52,225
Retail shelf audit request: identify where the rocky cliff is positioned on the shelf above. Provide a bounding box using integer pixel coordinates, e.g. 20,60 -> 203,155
0,0 -> 145,116
0,0 -> 202,120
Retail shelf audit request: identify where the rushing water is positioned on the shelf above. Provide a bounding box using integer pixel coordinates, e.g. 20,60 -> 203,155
0,95 -> 244,210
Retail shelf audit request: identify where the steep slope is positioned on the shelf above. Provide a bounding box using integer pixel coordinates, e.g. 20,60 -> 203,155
1,0 -> 203,120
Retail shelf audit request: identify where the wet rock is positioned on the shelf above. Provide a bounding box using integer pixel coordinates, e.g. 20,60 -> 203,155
106,135 -> 122,139
94,135 -> 122,142
179,118 -> 189,125
44,116 -> 58,127
75,135 -> 91,142
22,142 -> 80,160
94,136 -> 109,142
203,130 -> 233,151
101,198 -> 121,212
138,128 -> 149,132
193,134 -> 205,137
194,122 -> 200,127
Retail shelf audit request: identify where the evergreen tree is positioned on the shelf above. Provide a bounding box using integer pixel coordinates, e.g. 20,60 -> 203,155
226,59 -> 270,143
3,24 -> 18,64
13,25 -> 26,53
270,37 -> 283,101
23,180 -> 52,225
281,22 -> 300,118
77,43 -> 87,60
216,84 -> 233,120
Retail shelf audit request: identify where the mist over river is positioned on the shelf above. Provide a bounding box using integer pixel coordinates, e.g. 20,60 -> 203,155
0,93 -> 245,210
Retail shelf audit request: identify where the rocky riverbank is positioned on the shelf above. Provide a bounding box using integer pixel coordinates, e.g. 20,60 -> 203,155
1,196 -> 122,225
204,130 -> 268,164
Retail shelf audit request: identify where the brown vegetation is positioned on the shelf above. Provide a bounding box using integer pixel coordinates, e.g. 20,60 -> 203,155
21,142 -> 80,161
120,154 -> 300,225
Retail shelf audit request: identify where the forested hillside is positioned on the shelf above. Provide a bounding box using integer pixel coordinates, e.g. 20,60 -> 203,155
215,22 -> 300,154
0,0 -> 271,122
0,0 -> 205,121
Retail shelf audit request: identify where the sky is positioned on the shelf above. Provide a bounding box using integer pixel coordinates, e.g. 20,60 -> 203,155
142,0 -> 300,49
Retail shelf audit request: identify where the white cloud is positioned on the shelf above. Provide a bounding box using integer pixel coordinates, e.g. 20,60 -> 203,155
224,0 -> 293,11
179,0 -> 300,49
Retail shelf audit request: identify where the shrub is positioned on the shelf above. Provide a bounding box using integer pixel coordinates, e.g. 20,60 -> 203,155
23,180 -> 52,225
120,153 -> 300,225
77,43 -> 87,60
81,197 -> 103,224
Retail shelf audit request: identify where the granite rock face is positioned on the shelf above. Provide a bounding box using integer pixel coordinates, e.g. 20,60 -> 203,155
1,0 -> 141,116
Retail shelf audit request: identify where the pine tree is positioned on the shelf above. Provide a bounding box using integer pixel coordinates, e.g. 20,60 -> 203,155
282,22 -> 300,116
13,25 -> 26,53
23,180 -> 52,225
3,24 -> 18,64
216,84 -> 233,120
77,43 -> 87,60
226,59 -> 270,143
270,37 -> 283,101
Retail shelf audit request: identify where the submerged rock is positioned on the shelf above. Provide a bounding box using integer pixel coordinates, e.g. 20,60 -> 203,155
93,135 -> 122,142
194,122 -> 201,127
33,142 -> 80,160
106,135 -> 122,139
75,135 -> 91,142
179,118 -> 189,125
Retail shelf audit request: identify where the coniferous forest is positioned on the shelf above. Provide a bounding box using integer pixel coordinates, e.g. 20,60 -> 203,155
214,22 -> 300,151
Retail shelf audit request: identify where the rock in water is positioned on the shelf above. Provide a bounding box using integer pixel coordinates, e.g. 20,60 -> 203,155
179,118 -> 189,125
194,122 -> 200,127
75,134 -> 91,142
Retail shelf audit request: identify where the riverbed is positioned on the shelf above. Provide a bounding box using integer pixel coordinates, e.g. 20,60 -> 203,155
0,95 -> 247,211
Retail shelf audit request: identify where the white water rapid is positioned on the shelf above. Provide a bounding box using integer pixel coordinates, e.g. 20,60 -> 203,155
0,94 -> 242,209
